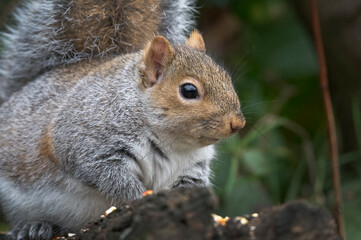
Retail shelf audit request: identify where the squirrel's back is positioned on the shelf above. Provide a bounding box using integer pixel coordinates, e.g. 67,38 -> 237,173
0,0 -> 196,103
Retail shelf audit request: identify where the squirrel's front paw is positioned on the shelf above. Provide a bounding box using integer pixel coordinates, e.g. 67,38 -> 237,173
171,176 -> 208,188
7,221 -> 62,240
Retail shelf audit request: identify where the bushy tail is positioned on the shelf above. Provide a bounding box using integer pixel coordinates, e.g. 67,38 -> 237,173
0,0 -> 196,103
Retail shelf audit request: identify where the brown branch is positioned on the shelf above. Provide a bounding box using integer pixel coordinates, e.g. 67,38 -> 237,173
308,0 -> 346,239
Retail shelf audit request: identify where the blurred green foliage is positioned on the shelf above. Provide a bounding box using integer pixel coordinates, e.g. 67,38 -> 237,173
201,0 -> 361,239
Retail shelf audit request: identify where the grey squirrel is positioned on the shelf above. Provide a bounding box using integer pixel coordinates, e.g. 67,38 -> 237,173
0,1 -> 245,240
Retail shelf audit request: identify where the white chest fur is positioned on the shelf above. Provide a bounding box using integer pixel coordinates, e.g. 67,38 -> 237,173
133,138 -> 215,192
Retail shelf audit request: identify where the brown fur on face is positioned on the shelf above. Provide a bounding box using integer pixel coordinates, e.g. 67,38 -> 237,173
142,33 -> 244,146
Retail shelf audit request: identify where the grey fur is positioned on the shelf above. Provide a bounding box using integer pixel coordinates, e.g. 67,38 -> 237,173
0,0 -> 196,103
0,47 -> 217,233
171,161 -> 211,188
7,221 -> 55,240
0,1 -> 244,237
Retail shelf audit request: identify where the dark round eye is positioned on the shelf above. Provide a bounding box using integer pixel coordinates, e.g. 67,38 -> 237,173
180,83 -> 199,99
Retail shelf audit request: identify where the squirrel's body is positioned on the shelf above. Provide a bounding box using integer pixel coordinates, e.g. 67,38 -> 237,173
0,0 -> 195,103
0,1 -> 245,239
0,53 -> 214,231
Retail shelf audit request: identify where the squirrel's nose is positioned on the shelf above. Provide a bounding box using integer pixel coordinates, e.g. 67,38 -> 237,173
230,114 -> 246,133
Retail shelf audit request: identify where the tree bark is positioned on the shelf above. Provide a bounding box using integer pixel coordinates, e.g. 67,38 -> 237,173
26,187 -> 341,240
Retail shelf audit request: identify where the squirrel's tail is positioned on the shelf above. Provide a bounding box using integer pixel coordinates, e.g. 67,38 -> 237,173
0,0 -> 196,103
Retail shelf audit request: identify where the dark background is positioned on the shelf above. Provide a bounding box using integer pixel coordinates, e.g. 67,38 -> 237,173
0,0 -> 360,238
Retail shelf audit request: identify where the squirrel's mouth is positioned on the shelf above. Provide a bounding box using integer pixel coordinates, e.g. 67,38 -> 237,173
197,136 -> 221,145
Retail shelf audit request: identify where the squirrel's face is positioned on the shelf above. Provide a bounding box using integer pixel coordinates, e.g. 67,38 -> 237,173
141,31 -> 245,147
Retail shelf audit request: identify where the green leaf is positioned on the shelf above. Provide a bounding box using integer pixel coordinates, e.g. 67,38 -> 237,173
242,149 -> 270,176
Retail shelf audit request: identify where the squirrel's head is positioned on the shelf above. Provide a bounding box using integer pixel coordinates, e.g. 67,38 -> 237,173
140,30 -> 245,147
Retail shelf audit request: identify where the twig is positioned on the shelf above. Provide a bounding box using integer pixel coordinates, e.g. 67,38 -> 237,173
308,0 -> 346,239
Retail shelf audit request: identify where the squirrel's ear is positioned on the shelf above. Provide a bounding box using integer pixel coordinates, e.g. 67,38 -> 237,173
144,36 -> 174,86
186,30 -> 206,52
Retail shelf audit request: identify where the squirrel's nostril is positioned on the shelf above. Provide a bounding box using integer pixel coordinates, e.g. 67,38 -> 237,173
230,116 -> 246,133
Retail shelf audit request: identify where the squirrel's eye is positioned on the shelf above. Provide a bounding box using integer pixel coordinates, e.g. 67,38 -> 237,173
180,83 -> 199,99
